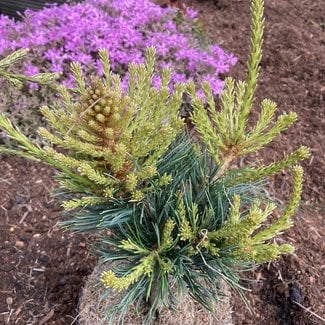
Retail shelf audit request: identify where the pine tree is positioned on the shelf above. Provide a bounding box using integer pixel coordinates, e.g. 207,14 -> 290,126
0,0 -> 310,323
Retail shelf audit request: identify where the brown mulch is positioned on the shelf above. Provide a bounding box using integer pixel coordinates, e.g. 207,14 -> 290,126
0,157 -> 97,324
0,0 -> 324,324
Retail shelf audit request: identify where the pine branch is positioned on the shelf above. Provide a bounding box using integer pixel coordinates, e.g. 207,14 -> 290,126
189,0 -> 309,185
0,47 -> 185,208
225,146 -> 310,186
0,49 -> 58,88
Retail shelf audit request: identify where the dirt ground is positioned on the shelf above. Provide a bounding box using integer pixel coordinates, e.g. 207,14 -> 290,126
0,0 -> 324,324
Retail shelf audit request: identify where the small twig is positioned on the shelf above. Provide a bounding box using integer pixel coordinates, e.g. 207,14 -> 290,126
292,300 -> 325,322
0,177 -> 11,185
69,313 -> 79,325
31,268 -> 45,273
19,211 -> 30,224
5,308 -> 13,325
39,309 -> 55,325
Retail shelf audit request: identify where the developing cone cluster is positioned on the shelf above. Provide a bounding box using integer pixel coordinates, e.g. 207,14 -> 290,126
77,77 -> 136,181
82,80 -> 120,127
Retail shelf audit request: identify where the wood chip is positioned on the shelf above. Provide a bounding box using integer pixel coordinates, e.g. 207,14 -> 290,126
39,309 -> 55,325
15,240 -> 25,248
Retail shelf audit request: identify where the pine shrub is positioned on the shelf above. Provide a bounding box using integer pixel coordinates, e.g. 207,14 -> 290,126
0,0 -> 310,323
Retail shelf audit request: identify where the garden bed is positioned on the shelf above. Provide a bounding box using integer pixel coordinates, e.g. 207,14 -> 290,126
0,0 -> 324,324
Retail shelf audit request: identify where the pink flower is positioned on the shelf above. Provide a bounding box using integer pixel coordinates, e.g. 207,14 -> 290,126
24,64 -> 40,76
0,0 -> 237,96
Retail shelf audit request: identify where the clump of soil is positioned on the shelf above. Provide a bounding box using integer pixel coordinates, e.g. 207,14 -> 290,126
78,263 -> 233,325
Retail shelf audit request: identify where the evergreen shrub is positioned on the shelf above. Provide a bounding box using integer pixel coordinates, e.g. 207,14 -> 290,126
0,0 -> 310,323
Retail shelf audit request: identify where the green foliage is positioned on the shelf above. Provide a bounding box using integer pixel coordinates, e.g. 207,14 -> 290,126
0,47 -> 184,209
94,145 -> 303,322
188,0 -> 310,180
95,141 -> 254,323
208,166 -> 303,263
0,0 -> 310,323
93,0 -> 309,321
0,49 -> 58,89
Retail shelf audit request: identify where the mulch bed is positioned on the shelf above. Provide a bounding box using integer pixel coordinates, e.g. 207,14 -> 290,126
0,0 -> 324,324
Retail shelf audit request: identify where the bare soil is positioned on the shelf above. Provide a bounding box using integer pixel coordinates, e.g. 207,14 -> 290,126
0,0 -> 324,324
